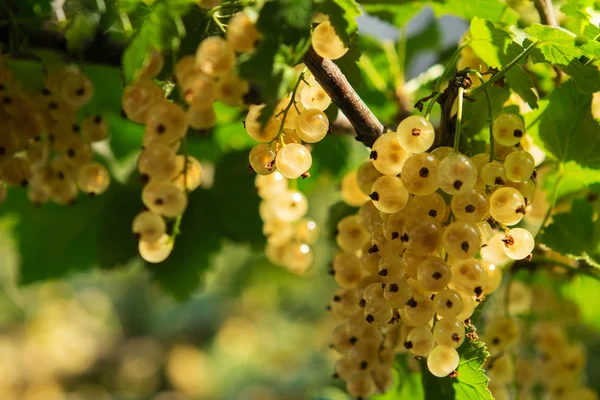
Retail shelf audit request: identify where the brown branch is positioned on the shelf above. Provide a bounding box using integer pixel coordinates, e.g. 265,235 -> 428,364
533,0 -> 558,27
301,46 -> 384,148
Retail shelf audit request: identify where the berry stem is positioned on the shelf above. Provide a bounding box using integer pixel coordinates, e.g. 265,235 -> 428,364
468,41 -> 541,96
536,162 -> 564,237
524,257 -> 600,281
424,91 -> 443,120
273,67 -> 306,143
453,87 -> 464,152
435,41 -> 471,93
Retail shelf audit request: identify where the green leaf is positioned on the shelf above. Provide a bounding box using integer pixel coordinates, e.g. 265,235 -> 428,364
238,38 -> 297,125
543,161 -> 600,199
64,11 -> 100,52
526,24 -> 582,65
469,18 -> 537,108
373,354 -> 424,400
82,64 -> 125,116
334,43 -> 363,89
361,3 -> 425,28
535,80 -> 600,168
0,183 -> 141,284
149,151 -> 264,299
315,0 -> 362,45
122,1 -> 195,83
431,0 -> 519,25
542,198 -> 596,261
423,339 -> 493,400
257,0 -> 312,45
106,113 -> 144,161
361,0 -> 518,25
524,24 -> 600,91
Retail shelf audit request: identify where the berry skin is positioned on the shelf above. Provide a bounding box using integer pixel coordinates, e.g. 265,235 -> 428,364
489,187 -> 526,226
143,103 -> 189,146
433,288 -> 464,319
226,13 -> 262,53
245,104 -> 281,142
502,228 -> 535,260
396,115 -> 435,153
76,162 -> 111,195
295,108 -> 329,143
442,221 -> 482,260
433,318 -> 465,348
312,21 -> 349,60
249,143 -> 276,175
492,113 -> 525,146
142,181 -> 188,218
139,233 -> 173,263
356,161 -> 383,195
132,211 -> 167,243
370,175 -> 409,214
336,215 -> 369,253
417,255 -> 452,292
341,170 -> 368,207
481,160 -> 507,186
122,78 -> 165,124
402,216 -> 443,256
138,144 -> 178,181
437,154 -> 478,195
275,143 -> 312,179
450,189 -> 490,223
504,150 -> 535,182
271,190 -> 307,222
427,346 -> 460,377
370,132 -> 411,176
195,36 -> 235,76
406,326 -> 435,356
400,153 -> 440,196
450,258 -> 488,297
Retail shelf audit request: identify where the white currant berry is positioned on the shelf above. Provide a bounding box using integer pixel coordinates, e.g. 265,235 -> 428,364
492,113 -> 525,146
397,115 -> 435,153
502,228 -> 534,260
139,233 -> 173,263
275,143 -> 312,179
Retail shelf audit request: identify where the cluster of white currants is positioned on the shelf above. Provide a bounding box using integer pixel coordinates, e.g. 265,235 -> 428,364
257,171 -> 320,274
482,280 -> 597,400
126,10 -> 260,263
328,112 -> 538,397
0,58 -> 111,207
246,63 -> 335,271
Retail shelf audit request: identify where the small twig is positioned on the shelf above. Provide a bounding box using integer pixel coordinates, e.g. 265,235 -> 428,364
302,46 -> 384,147
273,68 -> 306,143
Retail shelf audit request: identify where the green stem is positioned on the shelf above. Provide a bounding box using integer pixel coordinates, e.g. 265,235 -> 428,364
273,68 -> 307,142
453,87 -> 464,152
469,41 -> 541,96
536,162 -> 564,237
435,41 -> 471,93
170,137 -> 189,245
531,257 -> 600,281
424,91 -> 443,120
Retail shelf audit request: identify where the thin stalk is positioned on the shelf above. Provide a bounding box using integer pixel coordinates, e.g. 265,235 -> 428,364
424,91 -> 443,120
453,87 -> 464,152
469,41 -> 541,96
536,162 -> 564,237
435,41 -> 471,93
171,137 -> 189,245
532,257 -> 600,281
273,68 -> 307,142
